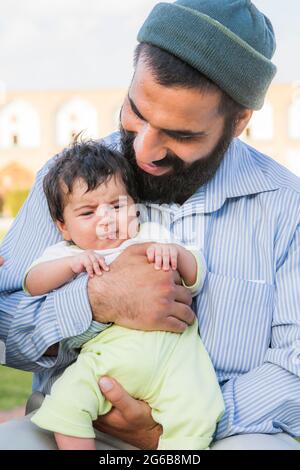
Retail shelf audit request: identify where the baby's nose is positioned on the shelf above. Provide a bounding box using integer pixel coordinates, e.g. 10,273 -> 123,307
96,206 -> 114,224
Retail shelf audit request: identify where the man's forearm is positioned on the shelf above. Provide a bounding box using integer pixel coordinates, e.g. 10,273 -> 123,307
4,275 -> 93,371
87,275 -> 117,324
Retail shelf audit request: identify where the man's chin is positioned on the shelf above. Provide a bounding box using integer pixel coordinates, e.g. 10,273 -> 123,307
120,124 -> 234,204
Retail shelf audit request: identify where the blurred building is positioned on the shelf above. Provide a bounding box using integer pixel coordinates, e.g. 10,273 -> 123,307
0,84 -> 300,196
0,88 -> 125,194
241,82 -> 300,178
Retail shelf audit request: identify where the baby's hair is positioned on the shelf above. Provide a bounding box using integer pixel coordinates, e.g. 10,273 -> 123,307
43,139 -> 138,223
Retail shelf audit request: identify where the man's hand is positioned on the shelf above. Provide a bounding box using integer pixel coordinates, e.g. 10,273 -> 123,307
88,243 -> 195,333
0,256 -> 4,266
93,376 -> 162,449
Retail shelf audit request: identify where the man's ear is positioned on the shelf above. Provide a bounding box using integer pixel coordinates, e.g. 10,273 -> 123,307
56,220 -> 72,241
233,109 -> 253,137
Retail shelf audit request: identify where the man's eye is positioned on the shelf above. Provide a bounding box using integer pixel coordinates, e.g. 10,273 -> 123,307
130,104 -> 145,121
172,134 -> 196,142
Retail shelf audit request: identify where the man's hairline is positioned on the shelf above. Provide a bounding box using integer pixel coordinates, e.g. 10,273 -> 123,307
133,43 -> 249,120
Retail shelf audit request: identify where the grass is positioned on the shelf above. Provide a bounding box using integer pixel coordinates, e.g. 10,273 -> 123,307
0,366 -> 32,411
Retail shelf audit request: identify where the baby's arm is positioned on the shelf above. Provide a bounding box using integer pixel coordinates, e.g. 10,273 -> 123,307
25,257 -> 78,296
55,433 -> 96,450
25,251 -> 109,296
146,243 -> 197,287
174,245 -> 198,287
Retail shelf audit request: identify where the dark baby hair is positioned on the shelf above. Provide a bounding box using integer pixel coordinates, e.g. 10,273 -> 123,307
43,139 -> 138,223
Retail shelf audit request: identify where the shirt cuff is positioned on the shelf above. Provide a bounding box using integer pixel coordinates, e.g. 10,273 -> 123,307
213,379 -> 235,441
61,320 -> 112,350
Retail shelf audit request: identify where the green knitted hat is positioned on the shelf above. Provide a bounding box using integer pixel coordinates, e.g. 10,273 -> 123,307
137,0 -> 277,109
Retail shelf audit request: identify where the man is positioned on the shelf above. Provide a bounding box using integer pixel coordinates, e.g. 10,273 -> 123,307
0,0 -> 299,450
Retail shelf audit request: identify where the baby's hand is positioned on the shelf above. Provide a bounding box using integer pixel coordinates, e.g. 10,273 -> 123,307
69,250 -> 109,278
146,243 -> 179,271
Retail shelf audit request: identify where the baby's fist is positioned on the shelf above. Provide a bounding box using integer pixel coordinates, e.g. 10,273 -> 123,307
146,243 -> 178,271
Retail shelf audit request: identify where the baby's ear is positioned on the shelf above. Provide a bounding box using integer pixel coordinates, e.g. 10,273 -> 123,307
56,219 -> 72,241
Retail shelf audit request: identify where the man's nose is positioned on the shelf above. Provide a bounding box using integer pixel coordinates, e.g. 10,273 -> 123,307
133,124 -> 167,164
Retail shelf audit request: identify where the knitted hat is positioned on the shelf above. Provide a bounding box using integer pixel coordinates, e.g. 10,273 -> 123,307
137,0 -> 277,109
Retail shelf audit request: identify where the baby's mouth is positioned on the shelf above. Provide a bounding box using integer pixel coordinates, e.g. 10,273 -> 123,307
96,226 -> 118,240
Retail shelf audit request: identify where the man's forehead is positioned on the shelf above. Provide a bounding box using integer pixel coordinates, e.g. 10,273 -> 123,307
128,61 -> 222,129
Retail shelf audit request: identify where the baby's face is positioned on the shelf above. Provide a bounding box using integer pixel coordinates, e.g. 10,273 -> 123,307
57,175 -> 138,250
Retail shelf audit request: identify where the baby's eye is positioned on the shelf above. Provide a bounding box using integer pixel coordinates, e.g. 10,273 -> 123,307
81,211 -> 94,216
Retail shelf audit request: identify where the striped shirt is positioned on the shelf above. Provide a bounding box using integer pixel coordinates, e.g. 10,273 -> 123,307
0,133 -> 299,440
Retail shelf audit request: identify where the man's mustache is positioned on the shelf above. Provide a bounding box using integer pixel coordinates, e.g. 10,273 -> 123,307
127,131 -> 186,171
152,153 -> 185,169
119,124 -> 233,204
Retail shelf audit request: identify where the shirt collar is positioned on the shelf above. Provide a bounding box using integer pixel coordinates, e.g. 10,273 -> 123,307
179,138 -> 279,216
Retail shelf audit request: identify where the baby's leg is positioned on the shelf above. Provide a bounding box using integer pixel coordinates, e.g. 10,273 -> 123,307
149,325 -> 224,450
55,433 -> 96,450
31,330 -> 155,450
31,351 -> 112,445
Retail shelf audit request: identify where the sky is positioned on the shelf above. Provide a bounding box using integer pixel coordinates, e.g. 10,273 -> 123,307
0,0 -> 299,91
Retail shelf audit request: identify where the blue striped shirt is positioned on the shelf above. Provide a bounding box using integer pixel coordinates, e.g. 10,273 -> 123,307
0,133 -> 299,440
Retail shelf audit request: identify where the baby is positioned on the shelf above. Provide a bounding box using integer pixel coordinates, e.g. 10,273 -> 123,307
26,140 -> 224,450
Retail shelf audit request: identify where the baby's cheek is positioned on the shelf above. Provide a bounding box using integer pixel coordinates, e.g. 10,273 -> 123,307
128,216 -> 140,239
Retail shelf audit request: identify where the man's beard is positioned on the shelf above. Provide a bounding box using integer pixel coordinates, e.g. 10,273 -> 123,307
120,121 -> 235,205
